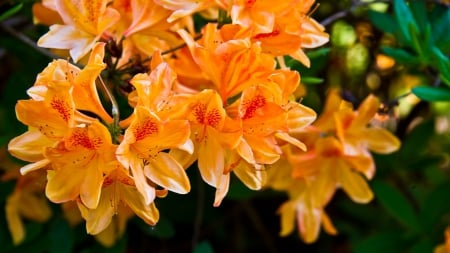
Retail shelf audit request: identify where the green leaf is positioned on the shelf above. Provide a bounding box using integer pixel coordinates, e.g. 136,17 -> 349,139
372,181 -> 421,232
410,239 -> 434,253
409,0 -> 428,32
193,241 -> 214,253
381,46 -> 419,65
412,86 -> 450,102
430,5 -> 450,52
301,77 -> 324,85
0,3 -> 23,22
368,10 -> 397,34
393,0 -> 419,44
431,47 -> 450,86
354,230 -> 405,253
400,119 -> 434,158
419,183 -> 450,230
48,218 -> 73,253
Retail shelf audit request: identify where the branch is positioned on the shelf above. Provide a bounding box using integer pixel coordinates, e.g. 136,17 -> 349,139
0,19 -> 59,60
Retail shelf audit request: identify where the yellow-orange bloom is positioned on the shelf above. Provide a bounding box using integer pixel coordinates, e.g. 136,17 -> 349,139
179,23 -> 275,101
37,0 -> 120,62
116,106 -> 192,205
77,166 -> 160,236
184,89 -> 241,206
44,121 -> 116,209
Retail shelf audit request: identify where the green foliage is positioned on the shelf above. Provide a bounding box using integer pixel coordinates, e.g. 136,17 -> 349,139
193,241 -> 215,253
372,181 -> 421,232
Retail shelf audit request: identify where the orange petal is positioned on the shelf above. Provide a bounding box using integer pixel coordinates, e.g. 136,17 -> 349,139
46,167 -> 84,203
197,132 -> 225,188
338,166 -> 374,204
8,129 -> 55,162
80,162 -> 104,209
37,24 -> 97,62
213,173 -> 230,207
233,160 -> 266,190
352,94 -> 380,129
121,184 -> 160,225
278,201 -> 296,236
145,152 -> 191,194
363,128 -> 401,154
5,193 -> 25,245
297,205 -> 322,243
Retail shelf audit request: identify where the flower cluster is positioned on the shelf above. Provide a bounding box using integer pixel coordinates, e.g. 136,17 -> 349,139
6,0 -> 400,246
266,90 -> 401,242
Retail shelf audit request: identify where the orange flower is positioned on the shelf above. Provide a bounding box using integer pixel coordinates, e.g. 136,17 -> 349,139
184,89 -> 241,206
44,121 -> 116,209
221,0 -> 329,66
37,0 -> 120,62
266,90 -> 401,243
113,0 -> 171,37
3,170 -> 51,245
178,23 -> 275,101
77,166 -> 160,236
116,106 -> 192,205
154,0 -> 218,22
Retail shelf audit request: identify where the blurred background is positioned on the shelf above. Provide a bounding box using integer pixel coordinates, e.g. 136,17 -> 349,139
1,0 -> 450,252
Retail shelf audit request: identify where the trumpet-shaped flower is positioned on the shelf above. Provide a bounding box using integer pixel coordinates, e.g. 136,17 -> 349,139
179,23 -> 275,101
43,121 -> 116,209
185,89 -> 241,206
37,0 -> 120,62
116,106 -> 192,205
77,166 -> 160,236
3,169 -> 52,245
221,0 -> 329,66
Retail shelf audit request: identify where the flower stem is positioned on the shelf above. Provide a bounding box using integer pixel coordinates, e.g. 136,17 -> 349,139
98,76 -> 121,143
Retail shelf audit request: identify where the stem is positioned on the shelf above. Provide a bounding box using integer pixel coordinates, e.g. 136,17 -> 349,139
0,20 -> 60,60
240,200 -> 279,253
320,0 -> 391,27
97,76 -> 121,143
192,170 -> 205,249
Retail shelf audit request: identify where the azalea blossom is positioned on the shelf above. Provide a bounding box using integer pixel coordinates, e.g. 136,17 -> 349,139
37,0 -> 120,62
266,90 -> 401,243
116,106 -> 192,205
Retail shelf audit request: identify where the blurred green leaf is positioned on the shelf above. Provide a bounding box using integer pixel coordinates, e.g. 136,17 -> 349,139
410,239 -> 434,253
354,230 -> 405,253
48,217 -> 73,253
393,0 -> 419,44
431,47 -> 450,86
381,46 -> 419,65
372,181 -> 421,232
368,10 -> 397,34
193,241 -> 214,253
0,3 -> 23,22
412,86 -> 450,102
419,183 -> 450,231
409,0 -> 427,32
301,77 -> 323,85
430,5 -> 450,52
